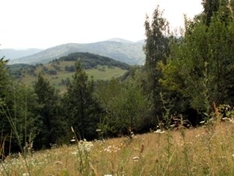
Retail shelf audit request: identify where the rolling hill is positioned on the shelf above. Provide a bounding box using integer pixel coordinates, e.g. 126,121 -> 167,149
9,52 -> 130,90
8,39 -> 145,65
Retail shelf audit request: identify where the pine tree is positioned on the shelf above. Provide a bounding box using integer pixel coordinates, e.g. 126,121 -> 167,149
33,73 -> 65,148
64,60 -> 99,140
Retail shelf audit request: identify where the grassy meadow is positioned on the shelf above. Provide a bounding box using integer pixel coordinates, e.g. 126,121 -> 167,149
18,64 -> 128,91
1,121 -> 234,176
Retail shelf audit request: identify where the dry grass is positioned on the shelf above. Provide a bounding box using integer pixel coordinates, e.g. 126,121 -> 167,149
1,122 -> 234,176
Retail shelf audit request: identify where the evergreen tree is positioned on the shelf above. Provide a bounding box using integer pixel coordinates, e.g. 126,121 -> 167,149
63,60 -> 99,140
33,73 -> 66,148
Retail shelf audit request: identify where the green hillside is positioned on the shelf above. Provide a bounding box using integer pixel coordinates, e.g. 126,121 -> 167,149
9,39 -> 145,65
9,52 -> 129,90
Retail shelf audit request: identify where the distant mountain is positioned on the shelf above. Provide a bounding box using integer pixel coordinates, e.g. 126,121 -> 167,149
107,38 -> 133,43
8,38 -> 145,65
0,48 -> 42,60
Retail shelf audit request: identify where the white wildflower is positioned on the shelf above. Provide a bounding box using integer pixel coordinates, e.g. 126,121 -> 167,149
103,145 -> 121,153
70,137 -> 76,143
200,120 -> 205,124
22,173 -> 29,176
133,156 -> 139,162
154,129 -> 166,134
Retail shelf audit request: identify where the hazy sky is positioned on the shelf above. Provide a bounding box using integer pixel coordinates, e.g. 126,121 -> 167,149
0,0 -> 203,49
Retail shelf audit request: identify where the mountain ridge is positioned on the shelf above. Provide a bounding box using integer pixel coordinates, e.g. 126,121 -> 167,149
0,48 -> 43,60
6,38 -> 145,65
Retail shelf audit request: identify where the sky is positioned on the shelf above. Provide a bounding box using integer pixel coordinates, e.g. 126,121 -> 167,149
0,0 -> 203,49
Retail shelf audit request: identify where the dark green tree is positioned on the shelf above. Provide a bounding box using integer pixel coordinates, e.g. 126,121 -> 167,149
63,60 -> 99,140
33,73 -> 66,148
201,0 -> 234,26
0,57 -> 10,99
0,58 -> 39,154
202,0 -> 220,26
0,58 -> 14,155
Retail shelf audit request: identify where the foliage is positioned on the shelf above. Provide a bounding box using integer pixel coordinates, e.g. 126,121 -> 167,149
201,0 -> 234,26
201,0 -> 220,26
0,58 -> 41,155
33,72 -> 67,149
0,58 -> 10,97
95,75 -> 149,136
160,1 -> 234,122
119,1 -> 234,127
143,5 -> 171,122
62,60 -> 100,140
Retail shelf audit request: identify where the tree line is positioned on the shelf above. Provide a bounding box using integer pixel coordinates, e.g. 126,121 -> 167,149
1,0 -> 234,156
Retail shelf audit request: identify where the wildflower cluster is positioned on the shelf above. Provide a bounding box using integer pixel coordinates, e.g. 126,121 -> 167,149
71,140 -> 94,155
0,152 -> 48,175
103,145 -> 121,153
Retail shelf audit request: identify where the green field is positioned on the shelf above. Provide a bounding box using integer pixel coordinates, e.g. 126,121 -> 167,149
10,52 -> 130,91
18,65 -> 128,90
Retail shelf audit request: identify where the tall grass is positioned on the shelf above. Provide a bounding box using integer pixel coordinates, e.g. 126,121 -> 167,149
0,121 -> 234,175
0,84 -> 34,176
